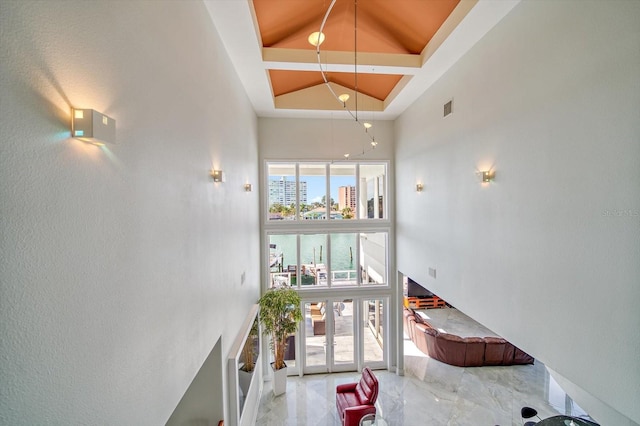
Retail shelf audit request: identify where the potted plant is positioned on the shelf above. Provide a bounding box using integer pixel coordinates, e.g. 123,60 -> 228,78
258,283 -> 303,395
240,317 -> 259,373
238,317 -> 259,395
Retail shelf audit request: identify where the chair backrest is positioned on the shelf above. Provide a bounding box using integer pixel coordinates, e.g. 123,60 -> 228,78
354,367 -> 379,405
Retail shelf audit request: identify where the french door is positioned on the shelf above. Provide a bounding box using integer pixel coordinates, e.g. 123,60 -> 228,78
301,297 -> 387,374
302,299 -> 356,374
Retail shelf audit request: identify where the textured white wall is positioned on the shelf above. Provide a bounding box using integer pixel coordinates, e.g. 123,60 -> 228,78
395,1 -> 640,424
0,1 -> 260,425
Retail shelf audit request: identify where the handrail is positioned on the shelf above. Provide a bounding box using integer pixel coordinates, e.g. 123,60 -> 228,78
271,269 -> 357,286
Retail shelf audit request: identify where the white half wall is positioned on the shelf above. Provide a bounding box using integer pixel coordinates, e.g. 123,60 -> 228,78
0,1 -> 260,425
395,1 -> 640,424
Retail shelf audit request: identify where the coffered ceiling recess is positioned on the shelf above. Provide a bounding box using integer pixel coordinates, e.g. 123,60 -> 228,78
204,0 -> 521,119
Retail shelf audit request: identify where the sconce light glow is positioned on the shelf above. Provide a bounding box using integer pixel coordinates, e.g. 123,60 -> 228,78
211,169 -> 225,183
72,108 -> 116,145
307,31 -> 325,47
363,122 -> 372,130
338,93 -> 350,104
416,183 -> 424,192
244,183 -> 252,192
343,153 -> 350,159
482,171 -> 495,183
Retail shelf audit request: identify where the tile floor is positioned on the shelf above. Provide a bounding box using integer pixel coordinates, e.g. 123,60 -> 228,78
256,308 -> 591,425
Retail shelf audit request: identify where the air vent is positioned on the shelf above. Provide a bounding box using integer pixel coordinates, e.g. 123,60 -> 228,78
444,100 -> 453,117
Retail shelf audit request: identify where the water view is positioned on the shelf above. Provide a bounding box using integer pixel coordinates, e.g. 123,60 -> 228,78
270,233 -> 357,272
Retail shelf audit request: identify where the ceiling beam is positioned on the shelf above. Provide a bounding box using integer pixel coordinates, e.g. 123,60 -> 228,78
263,47 -> 421,74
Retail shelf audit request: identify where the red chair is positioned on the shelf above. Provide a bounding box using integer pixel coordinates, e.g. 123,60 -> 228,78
336,367 -> 379,426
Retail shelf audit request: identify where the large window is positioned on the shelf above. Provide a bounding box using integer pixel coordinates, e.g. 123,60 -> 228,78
268,232 -> 386,289
266,162 -> 386,222
265,161 -> 389,290
264,161 -> 391,374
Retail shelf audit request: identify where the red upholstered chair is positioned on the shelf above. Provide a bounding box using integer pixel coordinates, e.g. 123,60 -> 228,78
336,367 -> 379,426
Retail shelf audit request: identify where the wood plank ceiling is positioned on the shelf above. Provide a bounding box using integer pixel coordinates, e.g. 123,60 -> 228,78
252,0 -> 461,112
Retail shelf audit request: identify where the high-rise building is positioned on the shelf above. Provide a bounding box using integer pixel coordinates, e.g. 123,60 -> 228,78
269,177 -> 307,206
338,186 -> 356,211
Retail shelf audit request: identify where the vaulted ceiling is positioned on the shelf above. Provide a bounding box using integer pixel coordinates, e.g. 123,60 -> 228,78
204,0 -> 520,119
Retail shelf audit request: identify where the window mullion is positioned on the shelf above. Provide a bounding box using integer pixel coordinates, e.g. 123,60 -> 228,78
295,163 -> 300,221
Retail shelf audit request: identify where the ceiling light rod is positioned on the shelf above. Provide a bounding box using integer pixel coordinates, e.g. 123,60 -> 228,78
314,0 -> 378,156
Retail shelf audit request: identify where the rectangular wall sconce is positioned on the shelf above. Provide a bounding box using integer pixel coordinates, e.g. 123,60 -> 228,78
244,183 -> 252,192
72,108 -> 116,145
416,183 -> 424,192
482,171 -> 495,183
211,169 -> 225,182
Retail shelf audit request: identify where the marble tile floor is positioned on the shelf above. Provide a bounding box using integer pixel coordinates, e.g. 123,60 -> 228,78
256,308 -> 591,425
256,343 -> 572,425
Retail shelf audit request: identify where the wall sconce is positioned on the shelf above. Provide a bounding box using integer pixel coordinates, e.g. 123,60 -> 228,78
72,108 -> 116,145
482,170 -> 495,183
244,183 -> 252,192
416,183 -> 424,192
211,169 -> 225,182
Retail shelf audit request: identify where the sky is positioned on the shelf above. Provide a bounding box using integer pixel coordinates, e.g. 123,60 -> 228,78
304,175 -> 355,204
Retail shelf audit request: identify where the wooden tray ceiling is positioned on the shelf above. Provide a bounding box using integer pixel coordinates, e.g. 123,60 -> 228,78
253,0 -> 461,111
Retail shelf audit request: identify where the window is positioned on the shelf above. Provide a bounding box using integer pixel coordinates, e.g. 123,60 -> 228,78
330,233 -> 357,286
267,232 -> 386,289
330,164 -> 356,220
359,164 -> 386,219
360,232 -> 387,285
299,164 -> 327,220
265,162 -> 387,222
267,163 -> 297,221
264,161 -> 392,373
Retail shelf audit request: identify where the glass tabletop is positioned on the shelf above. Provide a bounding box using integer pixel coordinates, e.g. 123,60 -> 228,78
535,415 -> 599,426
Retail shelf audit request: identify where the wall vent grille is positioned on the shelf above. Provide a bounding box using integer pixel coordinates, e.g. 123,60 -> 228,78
444,100 -> 453,117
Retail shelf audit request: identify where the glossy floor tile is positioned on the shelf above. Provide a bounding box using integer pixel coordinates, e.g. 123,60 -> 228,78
256,308 -> 592,425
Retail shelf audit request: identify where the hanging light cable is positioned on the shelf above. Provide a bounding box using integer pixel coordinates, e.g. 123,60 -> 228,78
354,0 -> 358,123
314,0 -> 380,159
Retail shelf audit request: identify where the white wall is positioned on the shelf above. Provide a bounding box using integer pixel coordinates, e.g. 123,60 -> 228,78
0,1 -> 260,425
259,117 -> 394,161
395,1 -> 640,424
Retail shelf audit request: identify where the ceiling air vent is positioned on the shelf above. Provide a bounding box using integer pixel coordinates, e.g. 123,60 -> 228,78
444,100 -> 453,117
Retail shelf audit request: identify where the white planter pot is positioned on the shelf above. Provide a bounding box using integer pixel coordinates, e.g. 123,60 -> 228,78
238,368 -> 253,396
271,362 -> 288,396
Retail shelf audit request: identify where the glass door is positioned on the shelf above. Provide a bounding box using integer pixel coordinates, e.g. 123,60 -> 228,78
331,299 -> 356,372
361,298 -> 386,368
302,299 -> 356,374
303,301 -> 328,374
